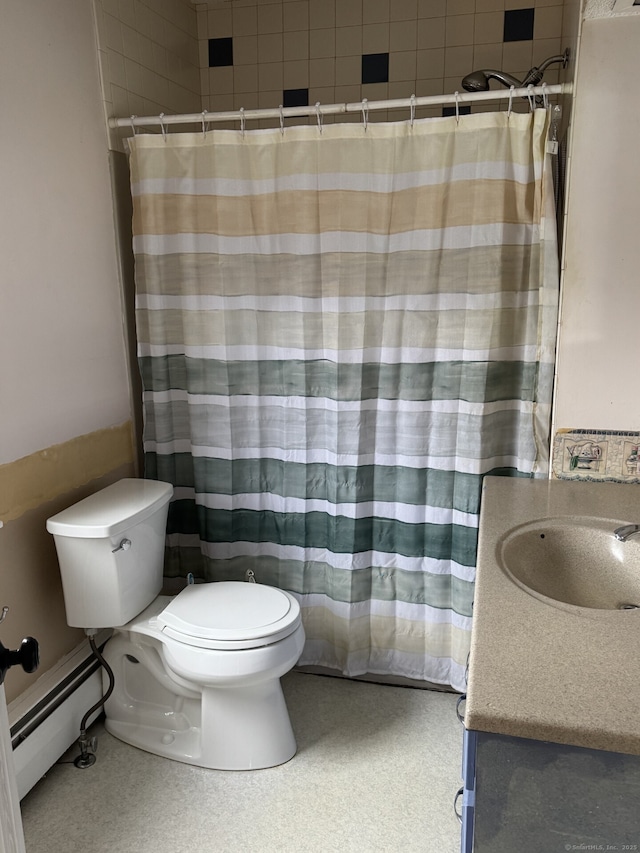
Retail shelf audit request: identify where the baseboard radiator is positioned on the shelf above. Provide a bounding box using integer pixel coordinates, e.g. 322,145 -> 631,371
8,631 -> 110,799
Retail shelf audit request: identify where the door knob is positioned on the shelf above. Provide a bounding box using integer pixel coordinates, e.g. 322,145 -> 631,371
0,636 -> 40,685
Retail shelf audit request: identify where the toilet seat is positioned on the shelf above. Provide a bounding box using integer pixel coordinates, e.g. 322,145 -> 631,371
157,582 -> 302,650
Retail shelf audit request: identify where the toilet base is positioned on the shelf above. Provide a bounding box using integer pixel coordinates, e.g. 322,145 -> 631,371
105,678 -> 297,770
102,623 -> 304,770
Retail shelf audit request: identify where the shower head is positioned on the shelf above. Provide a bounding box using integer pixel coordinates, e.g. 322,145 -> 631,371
461,50 -> 570,94
461,70 -> 522,92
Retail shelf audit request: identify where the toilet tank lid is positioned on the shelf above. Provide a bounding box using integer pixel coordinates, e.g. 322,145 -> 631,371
46,479 -> 173,538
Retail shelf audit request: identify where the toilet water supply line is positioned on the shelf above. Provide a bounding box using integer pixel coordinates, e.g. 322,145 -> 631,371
74,630 -> 115,769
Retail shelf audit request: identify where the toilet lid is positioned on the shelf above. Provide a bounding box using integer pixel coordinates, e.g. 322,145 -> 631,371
157,582 -> 301,647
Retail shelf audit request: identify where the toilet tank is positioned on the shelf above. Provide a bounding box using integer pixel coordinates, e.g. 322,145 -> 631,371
46,479 -> 173,630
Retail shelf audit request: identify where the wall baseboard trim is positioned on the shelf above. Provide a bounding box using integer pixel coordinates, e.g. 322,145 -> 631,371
8,631 -> 110,799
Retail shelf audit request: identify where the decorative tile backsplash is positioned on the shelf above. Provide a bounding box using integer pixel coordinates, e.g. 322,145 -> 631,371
552,429 -> 640,482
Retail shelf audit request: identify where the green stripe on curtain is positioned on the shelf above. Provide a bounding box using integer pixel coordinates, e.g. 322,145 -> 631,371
139,357 -> 544,402
129,109 -> 559,690
145,454 -> 523,513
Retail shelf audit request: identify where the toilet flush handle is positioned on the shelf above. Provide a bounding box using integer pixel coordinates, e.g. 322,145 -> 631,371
112,538 -> 132,553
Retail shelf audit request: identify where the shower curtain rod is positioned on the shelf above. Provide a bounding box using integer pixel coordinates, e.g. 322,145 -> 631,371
110,82 -> 572,130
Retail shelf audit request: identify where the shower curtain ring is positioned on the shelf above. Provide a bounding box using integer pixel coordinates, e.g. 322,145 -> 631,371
409,94 -> 416,127
279,104 -> 285,135
507,86 -> 515,118
130,115 -> 137,136
526,85 -> 535,112
159,113 -> 167,141
362,98 -> 368,131
541,82 -> 549,110
454,91 -> 460,124
315,102 -> 323,134
239,107 -> 246,138
201,110 -> 208,138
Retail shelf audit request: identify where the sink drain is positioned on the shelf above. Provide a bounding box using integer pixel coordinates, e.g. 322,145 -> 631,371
618,603 -> 640,610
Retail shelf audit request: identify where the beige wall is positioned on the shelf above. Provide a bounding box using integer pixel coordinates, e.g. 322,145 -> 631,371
553,11 -> 640,431
93,0 -> 201,150
0,1 -> 135,703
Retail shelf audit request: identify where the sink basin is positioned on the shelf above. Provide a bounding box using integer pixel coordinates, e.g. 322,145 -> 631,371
498,517 -> 640,611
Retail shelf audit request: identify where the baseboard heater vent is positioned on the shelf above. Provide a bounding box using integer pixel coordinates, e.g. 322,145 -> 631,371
8,631 -> 109,799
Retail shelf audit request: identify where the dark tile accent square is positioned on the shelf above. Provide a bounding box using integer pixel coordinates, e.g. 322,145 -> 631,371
283,88 -> 309,108
361,53 -> 389,85
503,8 -> 535,42
442,105 -> 471,117
208,37 -> 233,67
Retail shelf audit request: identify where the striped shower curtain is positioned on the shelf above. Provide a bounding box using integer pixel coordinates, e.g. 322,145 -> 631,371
128,108 -> 558,692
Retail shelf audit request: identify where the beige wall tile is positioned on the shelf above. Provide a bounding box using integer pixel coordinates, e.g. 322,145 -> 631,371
258,60 -> 284,90
258,32 -> 284,62
447,0 -> 475,13
474,11 -> 504,44
363,0 -> 390,24
444,44 -> 474,76
418,0 -> 446,18
388,80 -> 415,99
258,88 -> 281,107
534,5 -> 563,39
308,85 -> 335,105
234,63 -> 259,92
309,0 -> 336,29
103,13 -> 124,53
475,0 -> 504,10
390,20 -> 417,52
334,83 -> 362,102
389,50 -> 417,82
336,25 -> 363,57
208,91 -> 234,111
335,54 -> 361,85
445,14 -> 475,45
309,56 -> 335,85
207,8 -> 232,37
310,27 -> 335,58
532,37 -> 562,66
233,35 -> 258,64
362,22 -> 390,52
417,16 -> 446,48
284,1 -> 309,32
502,40 -> 533,75
473,42 -> 503,68
390,0 -> 418,22
361,81 -> 389,100
283,58 -> 309,86
336,0 -> 362,27
208,65 -> 234,94
233,91 -> 259,109
284,30 -> 310,60
198,38 -> 209,70
417,47 -> 445,78
233,6 -> 258,36
258,3 -> 284,34
415,77 -> 445,96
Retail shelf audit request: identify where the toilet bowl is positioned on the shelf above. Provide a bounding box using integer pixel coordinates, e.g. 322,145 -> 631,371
46,479 -> 305,770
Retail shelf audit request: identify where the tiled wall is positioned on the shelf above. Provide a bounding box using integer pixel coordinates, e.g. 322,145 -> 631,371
93,0 -> 201,148
197,0 -> 568,126
553,430 -> 640,483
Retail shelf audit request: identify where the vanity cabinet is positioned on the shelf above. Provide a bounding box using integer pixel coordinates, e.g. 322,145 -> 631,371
458,476 -> 640,852
458,726 -> 640,852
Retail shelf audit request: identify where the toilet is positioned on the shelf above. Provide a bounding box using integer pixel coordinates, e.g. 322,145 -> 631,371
46,478 -> 305,770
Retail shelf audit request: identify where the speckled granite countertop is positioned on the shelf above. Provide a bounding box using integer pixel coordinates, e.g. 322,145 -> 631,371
465,476 -> 640,756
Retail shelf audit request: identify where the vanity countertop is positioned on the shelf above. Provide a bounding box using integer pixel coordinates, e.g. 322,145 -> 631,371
465,476 -> 640,756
